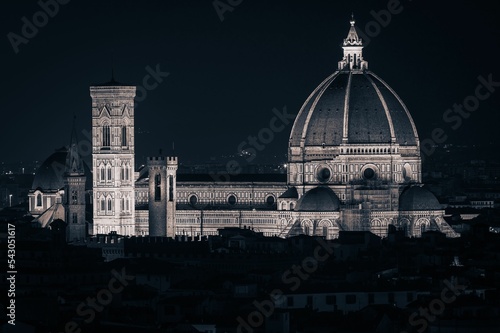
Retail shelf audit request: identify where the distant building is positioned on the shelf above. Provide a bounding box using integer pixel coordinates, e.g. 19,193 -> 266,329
27,125 -> 91,242
275,290 -> 421,314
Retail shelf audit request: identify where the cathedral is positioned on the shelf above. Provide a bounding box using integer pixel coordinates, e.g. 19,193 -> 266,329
28,18 -> 459,241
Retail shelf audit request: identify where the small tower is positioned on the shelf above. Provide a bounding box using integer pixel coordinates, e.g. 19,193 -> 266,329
147,156 -> 167,236
64,121 -> 87,242
90,81 -> 136,236
338,15 -> 368,71
166,156 -> 178,238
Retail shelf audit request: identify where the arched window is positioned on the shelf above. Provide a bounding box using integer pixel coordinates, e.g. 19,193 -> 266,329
155,174 -> 161,201
100,198 -> 105,211
36,193 -> 42,207
304,225 -> 310,235
107,166 -> 112,181
107,198 -> 112,211
266,195 -> 275,206
189,195 -> 198,206
290,202 -> 294,210
103,125 -> 110,147
227,194 -> 237,205
121,126 -> 127,146
169,175 -> 174,202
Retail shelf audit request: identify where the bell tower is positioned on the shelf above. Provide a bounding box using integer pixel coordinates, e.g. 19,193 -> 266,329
90,81 -> 136,236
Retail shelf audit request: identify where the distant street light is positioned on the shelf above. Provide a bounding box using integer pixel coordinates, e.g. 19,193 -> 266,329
9,194 -> 12,207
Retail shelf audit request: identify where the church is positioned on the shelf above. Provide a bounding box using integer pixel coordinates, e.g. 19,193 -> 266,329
28,18 -> 459,241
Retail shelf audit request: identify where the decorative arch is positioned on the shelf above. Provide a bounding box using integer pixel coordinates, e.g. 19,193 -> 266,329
107,196 -> 113,212
317,219 -> 333,227
369,218 -> 384,237
100,196 -> 106,212
265,193 -> 276,206
103,125 -> 111,147
317,219 -> 333,237
360,164 -> 379,180
98,118 -> 110,126
415,218 -> 429,226
121,125 -> 128,146
188,193 -> 198,206
398,218 -> 410,227
36,192 -> 42,207
414,218 -> 430,236
106,164 -> 112,181
300,219 -> 313,235
226,193 -> 237,206
396,218 -> 409,236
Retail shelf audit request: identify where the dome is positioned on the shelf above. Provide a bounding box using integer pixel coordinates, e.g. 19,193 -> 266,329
289,72 -> 418,147
399,185 -> 442,211
32,148 -> 92,191
295,186 -> 340,212
289,19 -> 418,150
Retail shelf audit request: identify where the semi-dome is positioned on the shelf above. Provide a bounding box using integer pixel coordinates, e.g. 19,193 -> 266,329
279,186 -> 298,199
289,18 -> 418,150
32,148 -> 92,191
295,186 -> 340,212
399,185 -> 442,211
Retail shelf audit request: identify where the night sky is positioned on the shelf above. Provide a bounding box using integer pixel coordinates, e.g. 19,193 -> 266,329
2,0 -> 500,167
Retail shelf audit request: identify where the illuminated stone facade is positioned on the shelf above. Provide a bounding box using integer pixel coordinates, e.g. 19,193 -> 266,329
90,84 -> 136,236
30,19 -> 459,240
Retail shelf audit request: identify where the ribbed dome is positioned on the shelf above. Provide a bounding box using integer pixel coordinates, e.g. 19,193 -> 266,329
399,186 -> 442,211
289,18 -> 418,151
32,148 -> 91,191
295,186 -> 340,212
289,71 -> 418,148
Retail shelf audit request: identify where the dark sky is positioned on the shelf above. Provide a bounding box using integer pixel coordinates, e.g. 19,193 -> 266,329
2,0 -> 500,167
